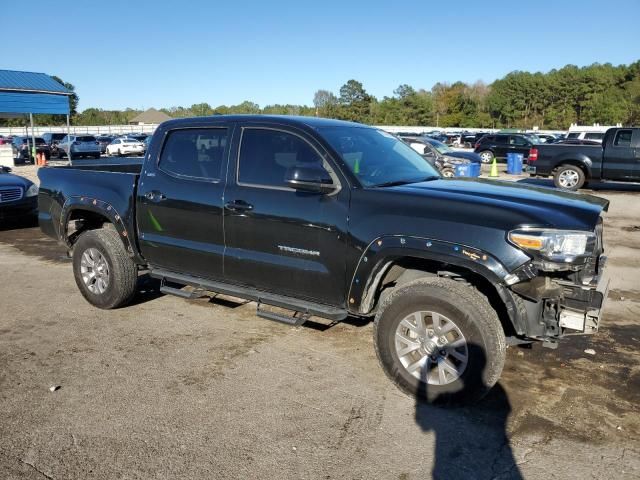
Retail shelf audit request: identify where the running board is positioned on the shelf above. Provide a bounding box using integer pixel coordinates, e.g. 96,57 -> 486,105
150,268 -> 348,322
160,281 -> 206,299
257,302 -> 310,326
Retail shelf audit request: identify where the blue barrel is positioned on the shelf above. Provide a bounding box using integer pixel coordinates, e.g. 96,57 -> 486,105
470,162 -> 481,177
454,163 -> 472,177
506,153 -> 524,174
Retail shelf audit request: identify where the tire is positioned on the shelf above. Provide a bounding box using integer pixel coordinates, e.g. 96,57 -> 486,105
478,150 -> 494,163
441,168 -> 455,178
72,228 -> 138,309
553,164 -> 585,191
373,277 -> 506,406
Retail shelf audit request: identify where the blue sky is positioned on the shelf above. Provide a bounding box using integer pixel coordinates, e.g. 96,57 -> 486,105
4,0 -> 639,111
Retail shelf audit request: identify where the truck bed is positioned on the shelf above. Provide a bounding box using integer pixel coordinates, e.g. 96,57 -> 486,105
37,162 -> 141,254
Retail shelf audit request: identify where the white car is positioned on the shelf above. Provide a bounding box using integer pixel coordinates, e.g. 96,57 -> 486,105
106,138 -> 145,156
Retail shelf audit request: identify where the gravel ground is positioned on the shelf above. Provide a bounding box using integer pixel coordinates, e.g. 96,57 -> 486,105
0,164 -> 639,479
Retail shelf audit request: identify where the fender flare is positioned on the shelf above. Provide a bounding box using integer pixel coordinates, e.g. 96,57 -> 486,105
347,235 -> 511,316
60,195 -> 134,255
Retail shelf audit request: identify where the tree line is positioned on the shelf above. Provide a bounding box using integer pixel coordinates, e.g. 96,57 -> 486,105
3,61 -> 638,130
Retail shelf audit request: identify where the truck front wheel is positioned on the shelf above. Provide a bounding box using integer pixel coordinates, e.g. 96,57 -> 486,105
554,164 -> 585,191
72,228 -> 138,309
373,277 -> 506,405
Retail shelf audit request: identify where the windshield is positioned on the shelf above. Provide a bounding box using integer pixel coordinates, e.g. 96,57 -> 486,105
319,127 -> 439,187
425,138 -> 452,154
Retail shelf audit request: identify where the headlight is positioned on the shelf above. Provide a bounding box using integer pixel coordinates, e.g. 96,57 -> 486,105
508,228 -> 595,264
25,184 -> 39,197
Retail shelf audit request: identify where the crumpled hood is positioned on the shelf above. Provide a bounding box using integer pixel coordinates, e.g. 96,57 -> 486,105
385,178 -> 608,232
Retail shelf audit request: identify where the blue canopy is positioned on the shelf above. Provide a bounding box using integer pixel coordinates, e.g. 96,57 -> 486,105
0,70 -> 71,116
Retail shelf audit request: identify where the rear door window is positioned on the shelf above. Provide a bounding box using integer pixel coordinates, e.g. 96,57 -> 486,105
613,130 -> 632,147
159,128 -> 227,181
495,135 -> 509,144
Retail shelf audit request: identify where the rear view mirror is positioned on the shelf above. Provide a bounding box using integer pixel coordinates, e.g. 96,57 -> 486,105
285,165 -> 336,193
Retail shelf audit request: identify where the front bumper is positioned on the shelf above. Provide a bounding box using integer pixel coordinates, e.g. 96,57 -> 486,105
508,253 -> 609,341
0,196 -> 38,220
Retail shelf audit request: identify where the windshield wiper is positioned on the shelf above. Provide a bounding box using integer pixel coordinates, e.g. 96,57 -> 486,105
373,176 -> 440,188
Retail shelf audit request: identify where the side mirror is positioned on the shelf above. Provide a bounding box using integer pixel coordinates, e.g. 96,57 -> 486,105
285,165 -> 336,193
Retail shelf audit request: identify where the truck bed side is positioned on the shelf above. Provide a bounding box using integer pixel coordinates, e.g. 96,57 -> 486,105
38,164 -> 143,261
531,144 -> 603,178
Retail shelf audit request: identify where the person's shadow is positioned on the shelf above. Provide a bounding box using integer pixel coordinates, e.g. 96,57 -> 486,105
414,343 -> 522,480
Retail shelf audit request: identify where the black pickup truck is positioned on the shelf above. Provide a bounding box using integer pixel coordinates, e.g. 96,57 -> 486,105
527,127 -> 640,190
38,115 -> 610,405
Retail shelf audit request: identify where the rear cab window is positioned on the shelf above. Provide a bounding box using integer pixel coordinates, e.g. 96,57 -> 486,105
613,130 -> 632,147
159,128 -> 228,181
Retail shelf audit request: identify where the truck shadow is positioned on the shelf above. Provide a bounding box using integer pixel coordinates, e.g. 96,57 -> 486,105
517,177 -> 640,193
414,344 -> 522,479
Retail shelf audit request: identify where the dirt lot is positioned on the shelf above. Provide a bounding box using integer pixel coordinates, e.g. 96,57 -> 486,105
1,165 -> 639,479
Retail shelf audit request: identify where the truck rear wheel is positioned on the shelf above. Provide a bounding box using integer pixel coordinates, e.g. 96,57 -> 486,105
72,228 -> 138,309
554,164 -> 585,191
373,277 -> 505,405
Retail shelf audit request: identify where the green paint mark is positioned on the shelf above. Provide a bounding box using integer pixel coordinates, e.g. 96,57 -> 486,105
354,157 -> 360,174
148,210 -> 163,232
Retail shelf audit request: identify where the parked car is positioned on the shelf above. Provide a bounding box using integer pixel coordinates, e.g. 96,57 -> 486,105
421,137 -> 482,164
399,136 -> 471,177
11,136 -> 50,163
0,166 -> 38,221
0,135 -> 11,145
553,139 -> 601,146
38,115 -> 610,406
532,133 -> 559,143
566,131 -> 606,143
58,135 -> 101,160
527,127 -> 640,190
42,132 -> 68,158
474,133 -> 538,163
106,137 -> 145,156
96,136 -> 115,154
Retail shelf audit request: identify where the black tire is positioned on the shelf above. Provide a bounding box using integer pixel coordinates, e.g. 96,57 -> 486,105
553,164 -> 585,191
72,228 -> 138,309
373,277 -> 506,406
478,150 -> 494,164
441,168 -> 455,178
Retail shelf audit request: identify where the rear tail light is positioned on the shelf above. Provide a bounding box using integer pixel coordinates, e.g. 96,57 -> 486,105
474,142 -> 480,149
528,148 -> 538,162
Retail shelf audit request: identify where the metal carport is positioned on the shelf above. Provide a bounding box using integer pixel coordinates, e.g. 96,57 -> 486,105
0,70 -> 72,161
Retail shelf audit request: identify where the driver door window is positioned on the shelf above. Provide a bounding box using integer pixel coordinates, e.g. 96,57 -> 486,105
238,128 -> 327,189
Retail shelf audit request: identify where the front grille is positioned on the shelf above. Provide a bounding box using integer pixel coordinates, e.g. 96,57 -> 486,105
0,187 -> 23,203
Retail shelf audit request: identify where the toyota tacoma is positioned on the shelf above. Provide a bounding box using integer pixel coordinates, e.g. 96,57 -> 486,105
38,115 -> 609,404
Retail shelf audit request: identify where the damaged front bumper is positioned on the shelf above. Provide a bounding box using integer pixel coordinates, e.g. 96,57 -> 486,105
507,254 -> 609,343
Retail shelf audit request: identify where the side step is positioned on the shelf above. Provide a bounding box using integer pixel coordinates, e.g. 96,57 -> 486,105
160,279 -> 206,299
257,302 -> 310,326
151,268 -> 348,322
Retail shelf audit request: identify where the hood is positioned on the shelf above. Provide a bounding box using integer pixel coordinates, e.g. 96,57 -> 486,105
385,178 -> 608,232
446,151 -> 482,163
0,172 -> 34,189
442,154 -> 470,165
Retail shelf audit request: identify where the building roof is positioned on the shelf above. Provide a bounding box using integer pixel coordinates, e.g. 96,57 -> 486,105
0,70 -> 71,95
129,108 -> 172,124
